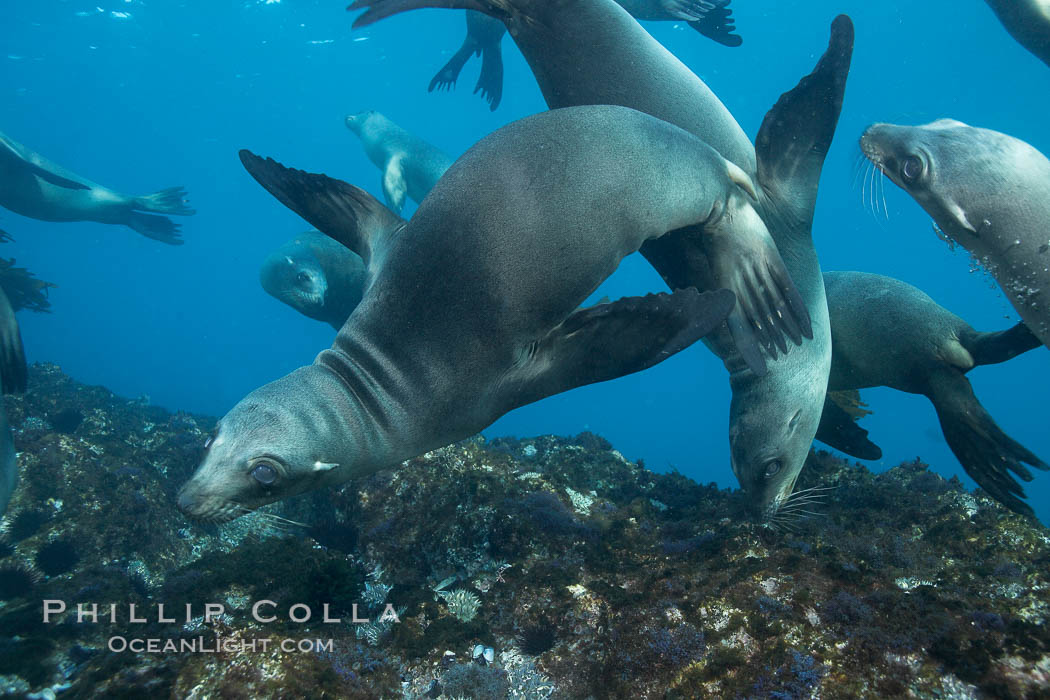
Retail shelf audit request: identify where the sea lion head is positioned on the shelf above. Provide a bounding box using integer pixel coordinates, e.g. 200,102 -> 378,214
728,371 -> 825,524
176,367 -> 350,523
259,246 -> 329,321
860,119 -> 1001,243
345,110 -> 381,136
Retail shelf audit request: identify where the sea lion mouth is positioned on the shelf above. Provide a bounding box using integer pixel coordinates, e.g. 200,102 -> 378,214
175,488 -> 249,524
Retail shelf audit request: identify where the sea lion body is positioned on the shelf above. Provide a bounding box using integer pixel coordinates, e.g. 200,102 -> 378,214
984,0 -> 1050,68
176,105 -> 765,522
353,0 -> 852,519
861,119 -> 1050,351
344,110 -> 454,214
260,231 -> 366,330
0,286 -> 26,516
818,271 -> 1046,515
0,131 -> 194,244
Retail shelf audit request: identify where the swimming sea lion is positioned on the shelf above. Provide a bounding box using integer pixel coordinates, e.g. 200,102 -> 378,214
344,111 -> 455,214
984,0 -> 1050,68
0,131 -> 195,244
260,231 -> 366,330
816,271 -> 1046,516
860,119 -> 1050,351
429,1 -> 741,111
175,105 -> 772,521
353,0 -> 852,519
0,286 -> 26,516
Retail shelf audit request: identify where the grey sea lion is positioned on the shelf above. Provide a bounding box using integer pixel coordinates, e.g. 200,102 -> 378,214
175,104 -> 773,521
344,111 -> 455,214
0,131 -> 195,244
353,0 -> 852,518
860,119 -> 1050,351
429,1 -> 741,111
984,0 -> 1050,68
0,286 -> 26,516
815,271 -> 1046,516
260,231 -> 366,330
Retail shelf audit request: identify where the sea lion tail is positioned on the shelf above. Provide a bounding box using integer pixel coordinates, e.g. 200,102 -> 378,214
474,43 -> 504,110
349,0 -> 518,29
502,288 -> 736,410
928,372 -> 1047,517
0,289 -> 27,395
126,212 -> 185,245
686,0 -> 743,48
133,186 -> 196,216
966,322 -> 1043,366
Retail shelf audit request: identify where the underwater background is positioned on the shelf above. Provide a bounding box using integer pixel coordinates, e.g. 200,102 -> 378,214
1,0 -> 1046,520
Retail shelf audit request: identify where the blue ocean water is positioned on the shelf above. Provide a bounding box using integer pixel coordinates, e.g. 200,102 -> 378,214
1,0 -> 1046,519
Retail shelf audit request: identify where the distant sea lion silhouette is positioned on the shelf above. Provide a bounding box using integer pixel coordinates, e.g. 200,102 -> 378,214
175,105 -> 775,521
816,271 -> 1046,517
0,286 -> 26,516
429,1 -> 741,111
353,0 -> 851,520
260,231 -> 366,330
344,110 -> 454,214
984,0 -> 1050,68
861,119 -> 1050,352
0,130 -> 194,244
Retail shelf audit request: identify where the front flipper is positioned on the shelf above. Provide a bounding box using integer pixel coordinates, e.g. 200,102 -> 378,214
703,192 -> 813,364
815,393 -> 882,460
381,154 -> 408,214
239,150 -> 406,268
504,288 -> 735,411
687,0 -> 743,47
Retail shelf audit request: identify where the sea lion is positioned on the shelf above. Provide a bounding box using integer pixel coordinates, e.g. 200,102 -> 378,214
860,119 -> 1050,351
984,0 -> 1050,68
260,231 -> 366,330
344,111 -> 455,214
352,0 -> 852,519
429,1 -> 741,111
176,104 -> 775,522
0,286 -> 27,516
0,131 -> 195,244
815,271 -> 1046,517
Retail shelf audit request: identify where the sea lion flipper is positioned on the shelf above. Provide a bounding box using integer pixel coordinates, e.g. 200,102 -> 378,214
350,0 -> 490,28
429,40 -> 476,93
966,322 -> 1043,366
0,138 -> 90,191
506,288 -> 735,409
755,15 -> 853,233
815,394 -> 882,460
0,289 -> 27,395
474,43 -> 504,111
929,372 -> 1048,516
239,150 -> 406,268
686,1 -> 743,47
381,154 -> 408,214
126,213 -> 184,245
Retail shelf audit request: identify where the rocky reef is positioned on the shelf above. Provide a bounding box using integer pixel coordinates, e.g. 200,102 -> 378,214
0,364 -> 1048,698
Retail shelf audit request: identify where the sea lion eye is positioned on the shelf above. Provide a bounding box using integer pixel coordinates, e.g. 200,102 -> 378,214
250,461 -> 279,486
764,461 -> 782,478
297,272 -> 310,284
900,155 -> 923,182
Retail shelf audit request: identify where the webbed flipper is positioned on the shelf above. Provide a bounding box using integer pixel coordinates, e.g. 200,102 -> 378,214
686,0 -> 742,47
475,43 -> 504,110
815,392 -> 882,460
967,322 -> 1043,366
505,288 -> 735,410
381,153 -> 408,214
239,150 -> 405,268
429,37 -> 476,93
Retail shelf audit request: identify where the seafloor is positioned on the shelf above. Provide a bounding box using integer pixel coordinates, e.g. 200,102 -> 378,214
0,364 -> 1048,699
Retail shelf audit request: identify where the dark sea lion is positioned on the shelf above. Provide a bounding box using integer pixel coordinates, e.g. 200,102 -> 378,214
860,119 -> 1050,352
344,110 -> 454,214
815,271 -> 1046,516
984,0 -> 1050,68
0,131 -> 195,244
0,286 -> 26,516
260,231 -> 366,330
429,1 -> 741,111
353,0 -> 852,519
176,105 -> 764,521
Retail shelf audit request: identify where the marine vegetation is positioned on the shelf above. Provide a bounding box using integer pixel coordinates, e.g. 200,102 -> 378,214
0,365 -> 1048,697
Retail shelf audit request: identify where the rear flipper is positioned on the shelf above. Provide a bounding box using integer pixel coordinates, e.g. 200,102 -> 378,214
474,43 -> 503,110
967,322 -> 1043,366
687,1 -> 743,47
429,39 -> 476,93
350,0 -> 511,29
929,372 -> 1048,517
815,392 -> 882,460
505,288 -> 736,410
133,186 -> 196,216
126,212 -> 184,245
0,288 -> 27,394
